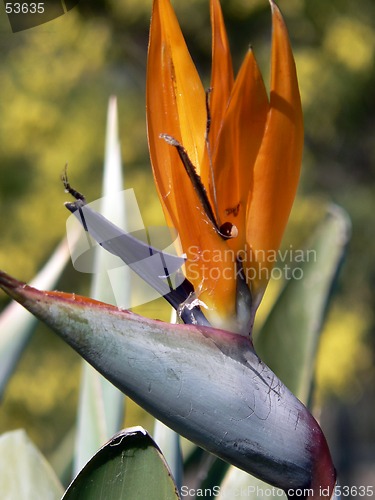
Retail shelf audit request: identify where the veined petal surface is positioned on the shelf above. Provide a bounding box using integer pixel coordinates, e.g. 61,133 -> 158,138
147,0 -> 237,326
208,0 -> 234,149
245,1 -> 304,305
213,50 -> 269,253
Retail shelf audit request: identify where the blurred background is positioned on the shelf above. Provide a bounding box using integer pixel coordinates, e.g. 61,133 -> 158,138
0,0 -> 374,494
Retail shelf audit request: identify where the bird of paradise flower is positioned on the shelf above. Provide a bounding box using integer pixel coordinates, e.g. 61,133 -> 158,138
0,1 -> 338,498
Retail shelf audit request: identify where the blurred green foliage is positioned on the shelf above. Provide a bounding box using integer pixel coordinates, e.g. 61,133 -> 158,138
0,0 -> 374,479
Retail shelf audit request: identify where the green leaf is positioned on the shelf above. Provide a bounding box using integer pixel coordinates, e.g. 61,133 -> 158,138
0,271 -> 336,496
255,205 -> 351,403
153,311 -> 183,490
74,364 -> 125,475
0,237 -> 76,398
0,429 -> 64,500
73,96 -> 125,474
219,206 -> 350,499
64,427 -> 180,500
48,426 -> 76,485
153,421 -> 183,491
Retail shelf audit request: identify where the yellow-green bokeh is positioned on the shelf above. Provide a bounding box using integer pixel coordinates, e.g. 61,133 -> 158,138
0,0 -> 374,475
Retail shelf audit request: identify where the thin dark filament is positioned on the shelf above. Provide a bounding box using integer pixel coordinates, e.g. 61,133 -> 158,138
205,88 -> 221,228
160,134 -> 234,240
161,134 -> 217,227
61,164 -> 86,203
62,165 -> 91,235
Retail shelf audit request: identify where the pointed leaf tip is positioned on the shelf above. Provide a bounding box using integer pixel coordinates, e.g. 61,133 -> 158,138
0,270 -> 120,314
64,427 -> 180,500
0,271 -> 25,301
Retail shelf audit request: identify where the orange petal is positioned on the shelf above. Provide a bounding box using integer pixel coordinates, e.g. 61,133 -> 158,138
201,0 -> 234,206
147,0 -> 206,219
212,49 -> 269,253
146,0 -> 237,327
209,0 -> 234,148
245,1 -> 304,306
146,0 -> 206,228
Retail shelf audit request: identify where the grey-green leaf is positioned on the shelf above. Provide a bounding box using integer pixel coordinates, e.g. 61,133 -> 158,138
255,205 -> 351,403
73,95 -> 125,475
0,271 -> 336,496
63,427 -> 180,500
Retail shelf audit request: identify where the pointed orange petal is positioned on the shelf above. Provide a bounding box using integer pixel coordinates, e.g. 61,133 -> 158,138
147,0 -> 237,326
245,1 -> 303,305
147,0 -> 206,220
201,0 -> 234,210
209,0 -> 234,149
212,50 -> 269,252
146,0 -> 207,228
